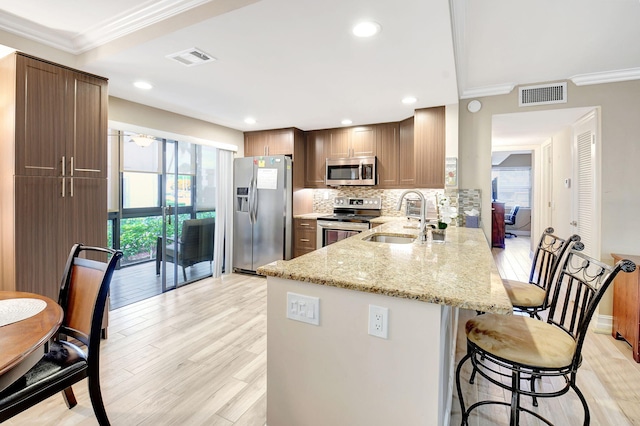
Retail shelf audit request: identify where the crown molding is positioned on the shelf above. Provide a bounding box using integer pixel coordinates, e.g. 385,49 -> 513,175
0,0 -> 212,54
460,83 -> 516,99
570,67 -> 640,86
0,12 -> 76,52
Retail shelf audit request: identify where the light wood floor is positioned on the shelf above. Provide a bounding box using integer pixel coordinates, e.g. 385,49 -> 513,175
7,236 -> 640,425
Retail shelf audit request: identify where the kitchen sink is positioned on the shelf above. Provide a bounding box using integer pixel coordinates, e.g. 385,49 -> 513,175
363,233 -> 416,244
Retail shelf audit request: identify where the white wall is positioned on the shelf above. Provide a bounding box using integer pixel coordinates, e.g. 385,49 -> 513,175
109,97 -> 243,154
550,126 -> 573,239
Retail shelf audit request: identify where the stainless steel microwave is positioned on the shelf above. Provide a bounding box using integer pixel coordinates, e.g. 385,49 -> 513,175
325,156 -> 376,186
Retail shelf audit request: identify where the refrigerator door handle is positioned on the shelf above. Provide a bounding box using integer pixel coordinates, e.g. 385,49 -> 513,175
252,178 -> 259,223
248,177 -> 254,224
249,177 -> 258,224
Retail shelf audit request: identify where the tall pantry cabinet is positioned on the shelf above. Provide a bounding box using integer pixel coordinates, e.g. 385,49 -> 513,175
0,53 -> 108,303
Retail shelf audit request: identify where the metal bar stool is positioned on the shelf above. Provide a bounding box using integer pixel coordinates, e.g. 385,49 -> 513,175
456,242 -> 636,425
502,227 -> 580,318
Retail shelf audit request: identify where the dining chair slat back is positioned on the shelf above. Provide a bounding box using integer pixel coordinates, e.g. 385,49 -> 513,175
0,243 -> 122,425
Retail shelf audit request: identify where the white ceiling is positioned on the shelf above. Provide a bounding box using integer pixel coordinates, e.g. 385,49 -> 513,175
0,0 -> 638,136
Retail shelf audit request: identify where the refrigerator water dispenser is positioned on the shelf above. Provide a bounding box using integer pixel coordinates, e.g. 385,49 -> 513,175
236,187 -> 249,212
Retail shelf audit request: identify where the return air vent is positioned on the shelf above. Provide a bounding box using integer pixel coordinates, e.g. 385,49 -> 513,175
519,82 -> 567,107
167,48 -> 216,67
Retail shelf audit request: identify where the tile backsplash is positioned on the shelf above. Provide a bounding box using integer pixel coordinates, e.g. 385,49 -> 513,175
312,187 -> 482,227
312,188 -> 443,219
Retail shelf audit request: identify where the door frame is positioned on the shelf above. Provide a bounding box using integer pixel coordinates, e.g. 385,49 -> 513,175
570,108 -> 601,260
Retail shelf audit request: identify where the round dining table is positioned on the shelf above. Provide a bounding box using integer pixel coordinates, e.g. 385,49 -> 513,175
0,291 -> 63,393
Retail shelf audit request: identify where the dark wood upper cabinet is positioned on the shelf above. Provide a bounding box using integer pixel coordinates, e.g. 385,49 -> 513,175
244,128 -> 295,157
375,123 -> 400,188
327,128 -> 351,158
351,126 -> 376,157
300,109 -> 445,189
414,106 -> 445,188
14,54 -> 107,179
327,126 -> 376,159
69,72 -> 109,178
398,117 -> 416,187
305,130 -> 329,188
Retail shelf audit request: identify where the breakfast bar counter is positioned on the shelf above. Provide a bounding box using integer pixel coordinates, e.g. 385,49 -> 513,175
258,221 -> 512,314
257,222 -> 511,426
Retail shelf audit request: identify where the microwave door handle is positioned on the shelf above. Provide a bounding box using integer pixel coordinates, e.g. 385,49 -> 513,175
359,161 -> 363,181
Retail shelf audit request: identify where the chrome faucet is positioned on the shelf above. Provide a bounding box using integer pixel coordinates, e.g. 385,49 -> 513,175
396,190 -> 428,242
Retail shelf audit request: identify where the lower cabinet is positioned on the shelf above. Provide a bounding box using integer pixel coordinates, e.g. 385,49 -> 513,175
12,175 -> 108,327
612,253 -> 640,362
293,218 -> 317,258
491,202 -> 505,248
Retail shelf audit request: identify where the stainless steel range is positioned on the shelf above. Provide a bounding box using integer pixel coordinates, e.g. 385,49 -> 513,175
316,197 -> 382,249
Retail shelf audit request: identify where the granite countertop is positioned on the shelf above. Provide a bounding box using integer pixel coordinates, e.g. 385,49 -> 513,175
257,221 -> 512,314
293,212 -> 330,219
369,215 -> 405,224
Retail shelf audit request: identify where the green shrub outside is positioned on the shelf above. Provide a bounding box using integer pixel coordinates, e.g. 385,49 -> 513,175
119,211 -> 215,264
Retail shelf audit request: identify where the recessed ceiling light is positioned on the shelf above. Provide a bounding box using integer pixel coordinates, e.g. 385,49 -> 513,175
352,22 -> 381,38
244,117 -> 256,125
133,81 -> 153,90
341,119 -> 353,125
402,96 -> 418,104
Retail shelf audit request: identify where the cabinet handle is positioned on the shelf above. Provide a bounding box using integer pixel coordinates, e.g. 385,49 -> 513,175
61,177 -> 65,198
300,223 -> 310,226
70,177 -> 74,197
70,156 -> 74,176
61,156 -> 66,176
300,239 -> 310,242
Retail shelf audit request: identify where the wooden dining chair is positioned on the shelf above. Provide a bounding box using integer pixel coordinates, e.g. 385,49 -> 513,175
0,244 -> 122,425
456,242 -> 636,425
503,227 -> 580,318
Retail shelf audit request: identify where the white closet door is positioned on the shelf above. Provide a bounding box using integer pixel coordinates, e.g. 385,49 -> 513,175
572,110 -> 599,258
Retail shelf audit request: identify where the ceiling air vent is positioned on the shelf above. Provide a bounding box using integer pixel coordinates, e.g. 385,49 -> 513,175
519,82 -> 567,107
167,48 -> 216,67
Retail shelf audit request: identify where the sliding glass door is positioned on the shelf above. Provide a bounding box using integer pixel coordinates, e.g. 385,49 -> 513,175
160,140 -> 218,290
110,131 -> 218,308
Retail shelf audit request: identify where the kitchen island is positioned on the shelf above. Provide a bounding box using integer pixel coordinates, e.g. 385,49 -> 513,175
257,221 -> 511,426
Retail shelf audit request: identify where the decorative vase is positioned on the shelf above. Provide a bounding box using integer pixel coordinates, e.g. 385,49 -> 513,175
432,229 -> 446,243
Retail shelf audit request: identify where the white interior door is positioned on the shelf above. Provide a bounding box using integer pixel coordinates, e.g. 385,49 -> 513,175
571,110 -> 600,258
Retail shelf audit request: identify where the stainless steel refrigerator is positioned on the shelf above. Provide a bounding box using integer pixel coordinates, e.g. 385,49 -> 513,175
233,155 -> 292,273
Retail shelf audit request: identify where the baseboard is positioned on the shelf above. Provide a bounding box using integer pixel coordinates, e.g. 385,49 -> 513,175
505,229 -> 531,237
592,313 -> 613,334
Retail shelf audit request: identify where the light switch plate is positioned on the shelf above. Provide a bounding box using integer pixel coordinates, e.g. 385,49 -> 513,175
287,292 -> 320,325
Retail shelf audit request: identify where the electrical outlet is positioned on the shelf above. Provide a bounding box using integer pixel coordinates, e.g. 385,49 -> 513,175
368,305 -> 389,338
